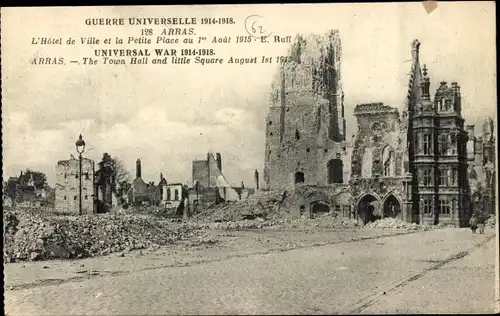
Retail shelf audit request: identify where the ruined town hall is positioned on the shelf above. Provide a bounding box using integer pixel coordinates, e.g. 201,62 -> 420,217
264,31 -> 495,227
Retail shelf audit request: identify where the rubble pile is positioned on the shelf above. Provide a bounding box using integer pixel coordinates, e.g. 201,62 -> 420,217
486,215 -> 496,228
365,218 -> 431,230
281,215 -> 361,230
191,189 -> 362,230
3,209 -> 196,263
189,218 -> 286,230
110,205 -> 180,218
193,190 -> 286,223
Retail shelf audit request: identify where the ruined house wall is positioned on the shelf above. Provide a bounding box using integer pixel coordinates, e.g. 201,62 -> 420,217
467,119 -> 496,215
349,103 -> 405,214
351,103 -> 402,179
55,157 -> 95,214
283,184 -> 352,219
192,160 -> 209,188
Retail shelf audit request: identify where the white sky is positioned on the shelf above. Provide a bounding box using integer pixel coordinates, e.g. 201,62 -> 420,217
1,2 -> 496,187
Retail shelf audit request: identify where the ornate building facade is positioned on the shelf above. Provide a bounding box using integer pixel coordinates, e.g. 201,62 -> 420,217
263,34 -> 494,227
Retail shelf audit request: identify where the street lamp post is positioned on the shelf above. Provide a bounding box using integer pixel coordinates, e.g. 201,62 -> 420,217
75,134 -> 86,215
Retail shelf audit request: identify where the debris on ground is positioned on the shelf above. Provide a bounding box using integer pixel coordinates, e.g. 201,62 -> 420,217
365,218 -> 431,230
3,208 -> 198,263
486,215 -> 496,228
192,190 -> 286,223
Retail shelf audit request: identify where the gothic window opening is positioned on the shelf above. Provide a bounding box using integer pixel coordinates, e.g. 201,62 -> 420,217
445,99 -> 452,111
423,169 -> 432,186
439,134 -> 449,155
269,121 -> 272,125
423,198 -> 432,215
74,196 -> 77,200
299,205 -> 305,215
75,174 -> 79,179
438,169 -> 448,186
382,146 -> 395,177
295,129 -> 300,140
85,195 -> 88,200
450,168 -> 457,185
335,205 -> 341,214
383,194 -> 401,218
270,132 -> 273,136
327,159 -> 343,184
85,173 -> 90,180
449,132 -> 457,154
470,168 -> 478,180
343,205 -> 352,218
423,134 -> 432,155
439,198 -> 451,215
361,147 -> 373,178
64,196 -> 67,200
440,98 -> 445,111
295,171 -> 305,184
167,189 -> 171,200
413,133 -> 420,153
174,189 -> 179,201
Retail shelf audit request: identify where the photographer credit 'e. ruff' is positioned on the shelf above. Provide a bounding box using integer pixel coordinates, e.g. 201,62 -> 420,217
2,3 -> 498,315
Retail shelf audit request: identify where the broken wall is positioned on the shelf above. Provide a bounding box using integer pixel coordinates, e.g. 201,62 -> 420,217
264,30 -> 347,190
351,103 -> 402,179
55,157 -> 95,214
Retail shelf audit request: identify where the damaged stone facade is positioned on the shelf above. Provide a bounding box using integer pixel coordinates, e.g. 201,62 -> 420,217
264,34 -> 494,227
466,118 -> 496,217
264,30 -> 349,190
349,103 -> 405,224
192,152 -> 255,204
55,155 -> 95,214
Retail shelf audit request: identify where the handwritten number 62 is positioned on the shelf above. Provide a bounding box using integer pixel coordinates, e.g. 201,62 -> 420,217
251,22 -> 265,34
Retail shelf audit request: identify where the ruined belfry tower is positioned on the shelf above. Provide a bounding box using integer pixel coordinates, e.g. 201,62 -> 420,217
264,30 -> 349,190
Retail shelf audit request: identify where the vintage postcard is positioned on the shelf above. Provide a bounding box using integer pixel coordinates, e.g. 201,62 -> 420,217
2,2 -> 498,315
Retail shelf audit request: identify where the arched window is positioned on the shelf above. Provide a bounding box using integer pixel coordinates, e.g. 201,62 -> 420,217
382,146 -> 395,177
174,189 -> 179,201
361,147 -> 373,178
327,159 -> 343,184
295,171 -> 305,184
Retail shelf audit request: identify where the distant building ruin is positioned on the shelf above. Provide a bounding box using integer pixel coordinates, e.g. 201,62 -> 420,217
189,152 -> 255,213
466,119 -> 496,216
127,159 -> 158,206
55,155 -> 95,214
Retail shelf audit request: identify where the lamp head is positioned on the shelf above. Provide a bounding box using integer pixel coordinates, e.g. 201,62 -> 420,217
76,134 -> 86,154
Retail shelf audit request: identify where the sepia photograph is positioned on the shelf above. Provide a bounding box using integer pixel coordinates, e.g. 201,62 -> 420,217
2,2 -> 498,315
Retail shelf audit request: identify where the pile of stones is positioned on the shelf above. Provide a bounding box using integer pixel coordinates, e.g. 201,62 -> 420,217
486,215 -> 496,228
189,218 -> 285,231
192,190 -> 286,223
365,218 -> 431,230
3,209 -> 196,263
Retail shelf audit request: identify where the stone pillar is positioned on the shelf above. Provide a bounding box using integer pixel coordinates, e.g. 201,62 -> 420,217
136,159 -> 142,178
183,198 -> 189,220
402,173 -> 413,223
254,169 -> 260,190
